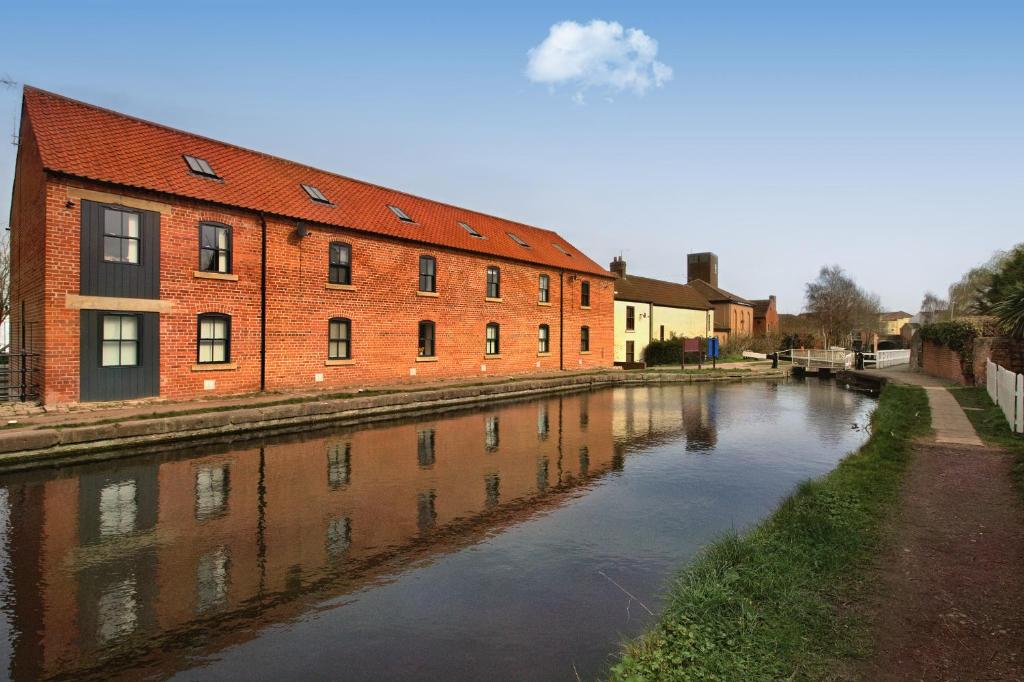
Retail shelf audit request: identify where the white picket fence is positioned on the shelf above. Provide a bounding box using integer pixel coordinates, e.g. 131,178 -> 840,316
863,349 -> 911,369
987,359 -> 1024,434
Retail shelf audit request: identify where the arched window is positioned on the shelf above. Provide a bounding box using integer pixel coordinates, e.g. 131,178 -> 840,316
580,325 -> 590,352
328,318 -> 351,359
538,324 -> 550,353
486,266 -> 501,298
419,256 -> 436,293
329,242 -> 351,285
485,322 -> 500,355
197,313 -> 230,364
418,320 -> 436,357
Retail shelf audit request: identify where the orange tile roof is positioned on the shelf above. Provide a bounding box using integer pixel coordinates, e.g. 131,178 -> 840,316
22,86 -> 610,278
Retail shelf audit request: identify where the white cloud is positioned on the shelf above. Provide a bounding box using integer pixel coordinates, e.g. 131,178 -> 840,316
526,20 -> 673,101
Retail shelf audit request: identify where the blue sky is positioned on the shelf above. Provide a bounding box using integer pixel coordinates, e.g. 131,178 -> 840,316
1,1 -> 1022,313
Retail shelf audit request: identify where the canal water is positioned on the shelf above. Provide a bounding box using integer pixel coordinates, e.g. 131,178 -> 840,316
0,379 -> 873,681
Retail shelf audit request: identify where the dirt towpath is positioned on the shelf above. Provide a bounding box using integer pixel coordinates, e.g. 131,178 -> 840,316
854,371 -> 1024,680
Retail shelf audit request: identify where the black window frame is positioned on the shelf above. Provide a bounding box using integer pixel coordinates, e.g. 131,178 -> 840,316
538,324 -> 550,353
539,274 -> 550,303
485,322 -> 500,355
626,305 -> 635,331
328,317 -> 352,360
418,255 -> 437,293
581,280 -> 591,307
486,266 -> 501,298
301,183 -> 332,204
102,206 -> 142,265
183,154 -> 218,179
387,204 -> 415,223
329,242 -> 352,285
100,313 -> 141,367
198,222 -> 232,274
581,325 -> 590,352
418,320 -> 436,358
197,313 -> 231,364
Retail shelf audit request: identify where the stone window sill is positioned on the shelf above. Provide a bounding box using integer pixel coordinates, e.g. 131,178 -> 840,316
537,352 -> 551,357
579,351 -> 592,355
416,356 -> 438,362
416,291 -> 439,298
581,305 -> 591,310
193,271 -> 239,281
325,359 -> 355,366
326,283 -> 356,291
485,354 -> 502,359
191,363 -> 239,372
538,301 -> 551,306
485,297 -> 503,303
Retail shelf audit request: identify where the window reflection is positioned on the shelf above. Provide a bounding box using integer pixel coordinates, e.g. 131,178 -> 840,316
484,473 -> 500,509
99,479 -> 137,538
417,491 -> 437,532
417,429 -> 435,468
195,464 -> 229,520
196,546 -> 230,613
97,577 -> 138,643
327,443 -> 351,489
579,446 -> 590,476
537,405 -> 549,441
326,517 -> 352,559
485,416 -> 499,452
537,457 -> 549,493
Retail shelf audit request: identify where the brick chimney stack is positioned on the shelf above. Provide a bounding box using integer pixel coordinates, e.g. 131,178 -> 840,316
610,256 -> 627,278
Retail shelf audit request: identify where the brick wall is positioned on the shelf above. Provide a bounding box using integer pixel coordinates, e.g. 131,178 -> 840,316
974,337 -> 1024,385
29,176 -> 613,403
921,339 -> 967,385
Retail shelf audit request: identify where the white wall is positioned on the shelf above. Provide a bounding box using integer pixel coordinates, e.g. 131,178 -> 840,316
614,300 -> 713,363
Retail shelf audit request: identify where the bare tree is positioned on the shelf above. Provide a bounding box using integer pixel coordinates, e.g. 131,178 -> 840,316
804,265 -> 881,348
919,291 -> 949,322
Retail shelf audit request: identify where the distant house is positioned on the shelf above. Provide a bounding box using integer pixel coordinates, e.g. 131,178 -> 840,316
879,311 -> 913,336
610,257 -> 713,364
751,296 -> 779,336
686,279 -> 753,343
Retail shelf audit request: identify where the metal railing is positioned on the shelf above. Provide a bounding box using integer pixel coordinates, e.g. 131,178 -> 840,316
986,359 -> 1024,434
863,349 -> 911,369
0,351 -> 42,402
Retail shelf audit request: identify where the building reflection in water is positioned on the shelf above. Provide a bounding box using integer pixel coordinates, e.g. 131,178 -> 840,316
0,385 -> 720,680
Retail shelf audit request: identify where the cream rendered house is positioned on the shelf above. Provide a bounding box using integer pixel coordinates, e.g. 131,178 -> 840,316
610,258 -> 714,364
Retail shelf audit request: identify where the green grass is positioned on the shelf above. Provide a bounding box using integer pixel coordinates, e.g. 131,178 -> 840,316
949,386 -> 1024,495
610,384 -> 931,681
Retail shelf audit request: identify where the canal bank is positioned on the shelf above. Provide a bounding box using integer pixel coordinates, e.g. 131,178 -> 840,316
0,366 -> 788,471
610,382 -> 931,680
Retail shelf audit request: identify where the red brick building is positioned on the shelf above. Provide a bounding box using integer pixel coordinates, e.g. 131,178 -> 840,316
9,87 -> 613,404
751,296 -> 779,336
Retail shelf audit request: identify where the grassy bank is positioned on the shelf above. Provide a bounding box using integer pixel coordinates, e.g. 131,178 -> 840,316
610,383 -> 930,680
950,386 -> 1024,495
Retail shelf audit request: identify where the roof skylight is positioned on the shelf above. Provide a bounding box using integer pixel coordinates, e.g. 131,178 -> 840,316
301,184 -> 331,204
458,221 -> 484,238
388,205 -> 415,223
506,232 -> 530,248
184,154 -> 218,179
552,243 -> 573,256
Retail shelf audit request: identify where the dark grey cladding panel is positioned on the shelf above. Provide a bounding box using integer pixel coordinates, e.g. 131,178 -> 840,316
80,199 -> 160,299
79,310 -> 159,402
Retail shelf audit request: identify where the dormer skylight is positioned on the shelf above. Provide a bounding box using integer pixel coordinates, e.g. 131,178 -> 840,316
301,183 -> 332,204
459,221 -> 484,238
552,243 -> 572,256
184,154 -> 218,179
506,232 -> 530,248
388,205 -> 415,223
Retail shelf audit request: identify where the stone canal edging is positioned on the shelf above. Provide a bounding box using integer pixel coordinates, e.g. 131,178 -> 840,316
0,369 -> 788,471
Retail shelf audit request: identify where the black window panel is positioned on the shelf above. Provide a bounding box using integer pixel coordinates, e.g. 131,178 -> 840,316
199,223 -> 232,274
80,310 -> 159,401
329,318 -> 351,360
485,323 -> 500,355
419,321 -> 436,357
197,314 -> 231,364
539,274 -> 550,302
81,200 -> 160,300
581,326 -> 590,352
329,243 -> 351,284
486,267 -> 500,298
581,281 -> 591,307
538,324 -> 549,353
419,256 -> 436,292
